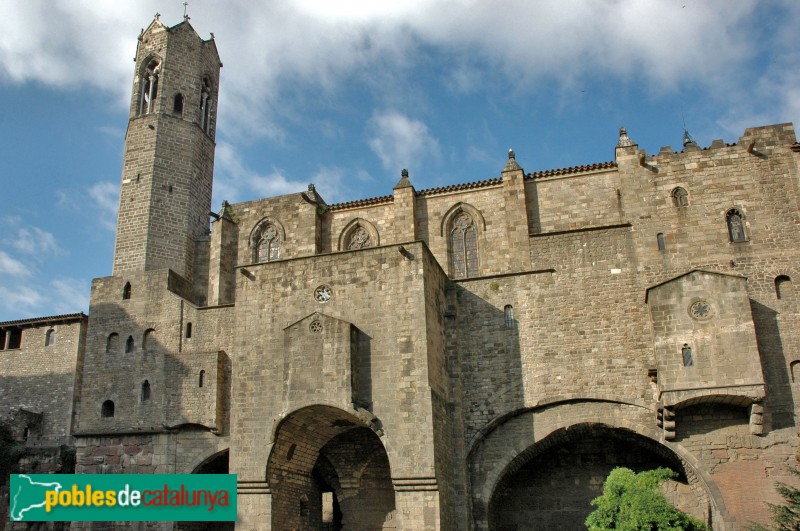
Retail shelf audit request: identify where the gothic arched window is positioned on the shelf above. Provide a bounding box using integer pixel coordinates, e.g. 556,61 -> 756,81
123,282 -> 132,300
45,329 -> 56,347
449,212 -> 478,279
142,328 -> 155,352
672,187 -> 689,207
657,233 -> 666,252
726,208 -> 747,242
139,59 -> 160,115
256,224 -> 281,263
173,93 -> 184,114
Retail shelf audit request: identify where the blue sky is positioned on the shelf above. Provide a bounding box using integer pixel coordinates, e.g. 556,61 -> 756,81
1,0 -> 798,321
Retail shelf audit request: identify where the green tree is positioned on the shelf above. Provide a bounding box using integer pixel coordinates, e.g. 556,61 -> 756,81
585,467 -> 707,530
748,467 -> 800,531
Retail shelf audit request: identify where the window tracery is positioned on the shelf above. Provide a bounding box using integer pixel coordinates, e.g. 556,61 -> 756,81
347,226 -> 372,250
450,212 -> 478,278
256,223 -> 281,262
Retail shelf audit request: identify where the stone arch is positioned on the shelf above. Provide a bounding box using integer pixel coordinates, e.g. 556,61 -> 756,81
249,217 -> 286,263
338,217 -> 380,251
267,404 -> 395,530
190,448 -> 230,474
440,202 -> 486,237
468,401 -> 732,530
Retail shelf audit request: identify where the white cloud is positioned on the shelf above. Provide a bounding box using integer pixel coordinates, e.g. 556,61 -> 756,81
1,1 -> 790,144
0,251 -> 30,277
88,182 -> 120,231
367,110 -> 439,173
50,278 -> 90,315
0,284 -> 43,317
9,227 -> 62,256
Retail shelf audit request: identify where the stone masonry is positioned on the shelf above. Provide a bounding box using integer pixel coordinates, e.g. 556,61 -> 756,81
3,14 -> 800,531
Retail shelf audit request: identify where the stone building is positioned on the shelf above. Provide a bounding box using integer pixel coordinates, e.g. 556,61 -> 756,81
5,14 -> 800,530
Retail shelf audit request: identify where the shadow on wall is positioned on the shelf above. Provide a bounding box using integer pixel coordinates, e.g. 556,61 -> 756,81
750,300 -> 795,430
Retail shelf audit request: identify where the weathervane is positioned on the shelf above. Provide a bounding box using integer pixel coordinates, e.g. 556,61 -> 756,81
183,2 -> 190,20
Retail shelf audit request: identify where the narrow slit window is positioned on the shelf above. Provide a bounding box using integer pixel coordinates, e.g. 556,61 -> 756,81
123,282 -> 132,300
185,322 -> 193,339
142,328 -> 154,352
45,328 -> 56,347
657,233 -> 666,252
141,380 -> 151,402
504,305 -> 515,330
199,370 -> 205,388
682,344 -> 693,367
173,93 -> 184,114
125,335 -> 134,354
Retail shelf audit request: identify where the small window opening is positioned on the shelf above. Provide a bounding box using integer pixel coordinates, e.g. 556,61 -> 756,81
0,330 -> 6,350
791,360 -> 800,383
7,328 -> 22,349
504,305 -> 515,330
122,282 -> 132,300
682,344 -> 693,367
101,400 -> 115,418
45,328 -> 56,347
672,187 -> 689,207
106,333 -> 119,354
726,208 -> 746,242
199,370 -> 205,388
125,335 -> 134,354
23,427 -> 30,441
141,380 -> 151,402
657,233 -> 666,252
185,322 -> 193,339
142,328 -> 154,352
776,275 -> 793,300
173,93 -> 184,114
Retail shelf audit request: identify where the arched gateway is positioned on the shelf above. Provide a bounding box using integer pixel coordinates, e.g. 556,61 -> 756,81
267,405 -> 396,530
469,401 -> 733,531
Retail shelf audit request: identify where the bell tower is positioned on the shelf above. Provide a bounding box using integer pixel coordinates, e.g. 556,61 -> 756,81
112,15 -> 221,281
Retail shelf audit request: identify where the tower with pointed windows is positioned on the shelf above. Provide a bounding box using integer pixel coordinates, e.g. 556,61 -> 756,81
112,15 -> 221,281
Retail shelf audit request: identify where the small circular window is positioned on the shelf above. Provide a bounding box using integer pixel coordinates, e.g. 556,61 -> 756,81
314,285 -> 332,303
688,300 -> 713,320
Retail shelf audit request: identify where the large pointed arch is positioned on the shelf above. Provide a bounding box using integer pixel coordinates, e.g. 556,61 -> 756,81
441,202 -> 485,279
468,400 -> 733,530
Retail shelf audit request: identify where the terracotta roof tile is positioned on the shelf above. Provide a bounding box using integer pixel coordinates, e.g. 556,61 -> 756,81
416,177 -> 503,197
526,161 -> 617,180
0,312 -> 88,328
329,195 -> 393,211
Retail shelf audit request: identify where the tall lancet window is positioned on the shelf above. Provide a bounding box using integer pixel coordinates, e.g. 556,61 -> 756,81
139,60 -> 160,115
257,224 -> 281,263
200,77 -> 212,133
450,212 -> 478,279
